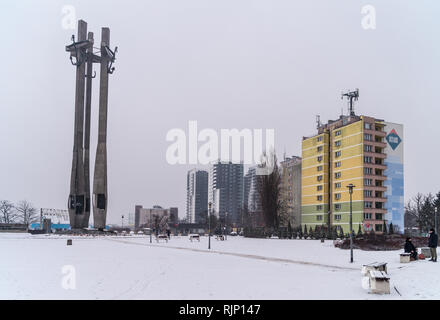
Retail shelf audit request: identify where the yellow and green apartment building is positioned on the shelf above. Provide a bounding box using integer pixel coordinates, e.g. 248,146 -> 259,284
301,114 -> 392,234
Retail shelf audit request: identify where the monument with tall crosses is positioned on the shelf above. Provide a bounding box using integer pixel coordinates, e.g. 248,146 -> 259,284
65,20 -> 117,230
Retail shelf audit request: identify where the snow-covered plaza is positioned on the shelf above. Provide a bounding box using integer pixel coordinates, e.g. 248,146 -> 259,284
1,233 -> 438,300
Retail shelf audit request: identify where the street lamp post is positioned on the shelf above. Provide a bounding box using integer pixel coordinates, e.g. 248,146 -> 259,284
225,212 -> 228,240
121,215 -> 124,229
435,207 -> 438,236
149,210 -> 152,243
208,202 -> 212,249
347,183 -> 355,263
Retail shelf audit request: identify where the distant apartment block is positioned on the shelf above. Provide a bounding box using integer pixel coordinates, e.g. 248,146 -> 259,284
186,169 -> 209,223
280,156 -> 302,228
134,205 -> 178,229
208,161 -> 244,224
301,114 -> 404,234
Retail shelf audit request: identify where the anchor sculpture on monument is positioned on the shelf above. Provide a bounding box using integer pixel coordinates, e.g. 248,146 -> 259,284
65,20 -> 117,230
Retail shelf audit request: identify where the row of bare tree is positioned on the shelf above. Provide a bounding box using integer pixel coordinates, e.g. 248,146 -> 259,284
405,192 -> 440,233
0,200 -> 38,226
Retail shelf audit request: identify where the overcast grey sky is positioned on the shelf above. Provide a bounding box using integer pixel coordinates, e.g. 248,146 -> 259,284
0,0 -> 439,224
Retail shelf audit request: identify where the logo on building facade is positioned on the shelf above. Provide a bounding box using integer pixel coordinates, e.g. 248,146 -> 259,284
386,129 -> 401,150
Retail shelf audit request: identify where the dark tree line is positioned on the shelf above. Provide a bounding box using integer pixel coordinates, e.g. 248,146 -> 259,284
405,191 -> 440,234
257,150 -> 287,234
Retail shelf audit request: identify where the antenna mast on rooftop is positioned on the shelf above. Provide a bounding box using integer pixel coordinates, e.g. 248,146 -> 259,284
316,115 -> 322,129
341,88 -> 359,116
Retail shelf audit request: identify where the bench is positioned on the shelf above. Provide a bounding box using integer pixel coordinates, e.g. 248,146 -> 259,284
216,235 -> 225,241
368,270 -> 390,294
156,235 -> 168,243
189,234 -> 200,242
362,262 -> 387,275
400,253 -> 411,263
67,239 -> 72,246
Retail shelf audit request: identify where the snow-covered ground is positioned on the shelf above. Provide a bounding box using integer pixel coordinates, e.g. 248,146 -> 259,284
0,233 -> 438,299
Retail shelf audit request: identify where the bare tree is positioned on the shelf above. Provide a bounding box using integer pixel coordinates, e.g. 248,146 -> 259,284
258,150 -> 282,232
0,200 -> 17,224
405,193 -> 424,231
15,200 -> 38,227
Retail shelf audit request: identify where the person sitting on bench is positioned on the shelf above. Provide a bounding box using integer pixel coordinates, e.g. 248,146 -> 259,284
404,237 -> 418,261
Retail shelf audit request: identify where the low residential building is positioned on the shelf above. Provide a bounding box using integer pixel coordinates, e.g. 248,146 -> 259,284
134,205 -> 178,230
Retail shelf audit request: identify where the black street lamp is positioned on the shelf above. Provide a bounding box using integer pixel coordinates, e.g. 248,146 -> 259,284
121,215 -> 124,229
346,183 -> 355,263
435,207 -> 438,236
208,202 -> 212,249
149,210 -> 152,243
225,211 -> 228,240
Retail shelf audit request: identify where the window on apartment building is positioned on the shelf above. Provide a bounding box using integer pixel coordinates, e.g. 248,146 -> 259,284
364,201 -> 373,208
364,122 -> 372,130
364,167 -> 373,175
335,172 -> 341,179
375,202 -> 384,209
317,175 -> 323,182
376,213 -> 383,220
317,165 -> 323,172
364,156 -> 372,163
335,151 -> 341,158
335,130 -> 342,136
317,156 -> 323,162
335,193 -> 341,200
364,179 -> 373,186
335,204 -> 341,210
317,215 -> 323,221
335,182 -> 341,189
316,205 -> 323,211
364,145 -> 373,152
375,224 -> 383,232
364,190 -> 373,198
317,185 -> 323,191
364,213 -> 372,220
364,133 -> 372,141
334,214 -> 341,221
335,140 -> 341,147
317,195 -> 323,201
317,136 -> 323,142
317,146 -> 323,152
335,161 -> 341,168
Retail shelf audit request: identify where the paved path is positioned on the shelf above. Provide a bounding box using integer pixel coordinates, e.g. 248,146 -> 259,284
106,237 -> 358,271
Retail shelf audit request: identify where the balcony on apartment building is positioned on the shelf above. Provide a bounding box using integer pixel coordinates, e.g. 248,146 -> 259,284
363,195 -> 387,202
371,139 -> 387,149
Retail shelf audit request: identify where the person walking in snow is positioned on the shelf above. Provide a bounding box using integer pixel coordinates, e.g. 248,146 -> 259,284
404,237 -> 418,261
428,228 -> 438,262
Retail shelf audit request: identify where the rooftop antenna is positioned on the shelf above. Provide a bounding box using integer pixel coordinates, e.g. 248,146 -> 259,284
341,88 -> 359,116
316,115 -> 322,129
